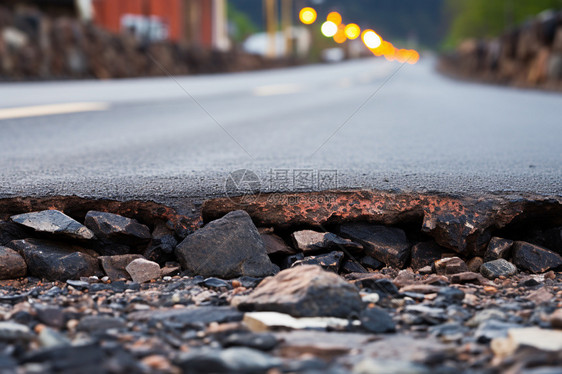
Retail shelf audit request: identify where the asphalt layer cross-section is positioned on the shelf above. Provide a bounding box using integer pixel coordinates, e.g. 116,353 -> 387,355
0,57 -> 560,203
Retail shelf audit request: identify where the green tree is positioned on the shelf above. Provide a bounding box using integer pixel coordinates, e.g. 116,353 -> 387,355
445,0 -> 562,48
228,3 -> 260,43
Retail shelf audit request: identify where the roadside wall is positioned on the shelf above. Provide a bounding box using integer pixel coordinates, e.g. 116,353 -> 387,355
439,10 -> 562,91
0,6 -> 294,81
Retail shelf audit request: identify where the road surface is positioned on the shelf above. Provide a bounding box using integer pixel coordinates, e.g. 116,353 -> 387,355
0,57 -> 560,202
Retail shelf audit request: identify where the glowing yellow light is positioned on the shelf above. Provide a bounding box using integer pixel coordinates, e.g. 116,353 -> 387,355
344,23 -> 361,40
321,21 -> 338,37
378,41 -> 395,60
326,11 -> 342,26
299,7 -> 317,25
333,25 -> 347,44
361,29 -> 382,49
384,49 -> 396,61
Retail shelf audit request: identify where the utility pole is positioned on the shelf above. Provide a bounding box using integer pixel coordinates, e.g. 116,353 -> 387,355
264,0 -> 277,58
281,0 -> 293,57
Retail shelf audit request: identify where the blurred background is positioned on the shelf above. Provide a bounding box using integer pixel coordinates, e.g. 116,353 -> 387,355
0,0 -> 561,88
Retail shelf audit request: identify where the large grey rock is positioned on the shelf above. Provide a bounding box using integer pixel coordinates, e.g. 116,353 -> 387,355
175,211 -> 278,279
84,211 -> 151,247
0,246 -> 27,279
480,259 -> 517,279
11,210 -> 94,240
512,241 -> 562,273
339,223 -> 410,268
7,239 -> 100,281
236,265 -> 362,318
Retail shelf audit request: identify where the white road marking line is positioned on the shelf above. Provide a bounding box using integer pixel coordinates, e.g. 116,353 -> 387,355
0,102 -> 110,120
253,84 -> 302,97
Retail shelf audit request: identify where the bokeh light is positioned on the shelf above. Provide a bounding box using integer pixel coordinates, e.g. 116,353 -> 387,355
333,25 -> 347,44
326,11 -> 342,26
299,7 -> 317,25
362,30 -> 382,49
344,24 -> 361,40
406,50 -> 420,64
396,49 -> 409,63
321,21 -> 338,38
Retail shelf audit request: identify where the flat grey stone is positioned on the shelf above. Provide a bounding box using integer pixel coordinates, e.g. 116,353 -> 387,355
480,259 -> 517,279
11,210 -> 94,240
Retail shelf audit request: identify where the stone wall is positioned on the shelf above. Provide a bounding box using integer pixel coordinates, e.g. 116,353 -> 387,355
439,10 -> 562,91
0,6 -> 295,81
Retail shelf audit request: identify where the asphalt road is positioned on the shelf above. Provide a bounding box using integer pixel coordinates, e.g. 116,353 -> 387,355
0,57 -> 561,202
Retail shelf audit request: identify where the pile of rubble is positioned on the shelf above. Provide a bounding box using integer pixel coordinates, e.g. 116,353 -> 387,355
0,191 -> 561,372
440,10 -> 562,90
0,6 -> 293,81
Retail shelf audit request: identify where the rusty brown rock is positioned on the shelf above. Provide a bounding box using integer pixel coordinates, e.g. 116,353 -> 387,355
433,257 -> 469,275
485,237 -> 514,261
0,246 -> 27,279
467,257 -> 484,273
202,190 -> 562,256
549,309 -> 562,329
525,287 -> 554,305
450,272 -> 493,286
399,284 -> 442,294
393,270 -> 416,288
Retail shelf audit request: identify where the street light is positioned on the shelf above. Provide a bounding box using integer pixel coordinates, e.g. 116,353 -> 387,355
326,11 -> 342,26
299,7 -> 317,25
362,30 -> 382,49
321,21 -> 338,37
344,24 -> 361,40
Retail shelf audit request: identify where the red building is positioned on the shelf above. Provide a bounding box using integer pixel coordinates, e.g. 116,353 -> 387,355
91,0 -> 229,49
